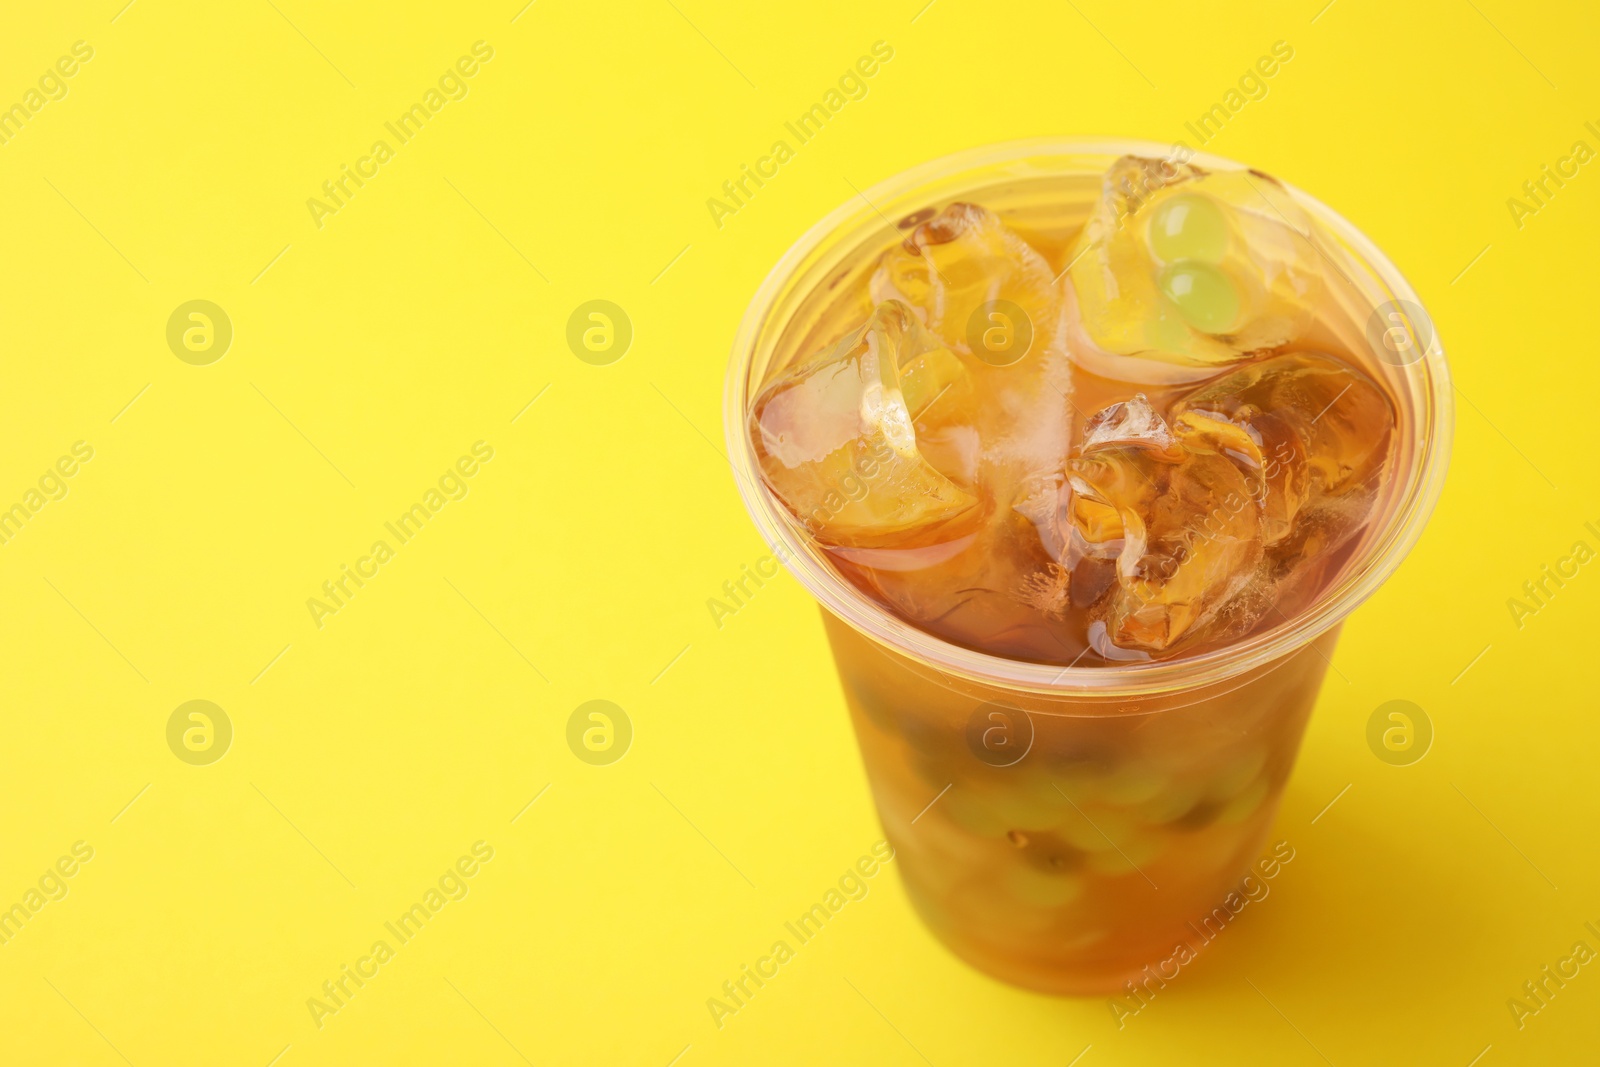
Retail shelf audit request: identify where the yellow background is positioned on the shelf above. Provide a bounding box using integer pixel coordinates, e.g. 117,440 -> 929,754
0,0 -> 1594,1063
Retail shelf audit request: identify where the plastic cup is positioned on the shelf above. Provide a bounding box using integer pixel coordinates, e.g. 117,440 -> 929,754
723,139 -> 1451,995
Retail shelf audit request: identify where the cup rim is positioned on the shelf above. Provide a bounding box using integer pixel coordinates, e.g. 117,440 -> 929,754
723,137 -> 1453,698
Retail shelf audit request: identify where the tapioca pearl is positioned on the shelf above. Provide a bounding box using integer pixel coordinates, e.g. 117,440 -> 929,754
1148,193 -> 1231,263
1159,260 -> 1242,334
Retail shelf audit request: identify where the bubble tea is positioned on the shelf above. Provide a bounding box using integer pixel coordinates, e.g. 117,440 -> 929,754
727,144 -> 1449,994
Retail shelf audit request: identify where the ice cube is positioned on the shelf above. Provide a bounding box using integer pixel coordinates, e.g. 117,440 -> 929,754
873,201 -> 1078,505
1064,354 -> 1395,657
871,202 -> 1062,365
751,301 -> 980,549
1082,390 -> 1180,453
1013,472 -> 1071,563
1068,156 -> 1324,373
1067,396 -> 1267,655
1171,351 -> 1394,547
899,344 -> 971,417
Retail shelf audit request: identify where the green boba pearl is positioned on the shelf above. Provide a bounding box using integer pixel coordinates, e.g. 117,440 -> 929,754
1158,261 -> 1241,334
1148,194 -> 1230,263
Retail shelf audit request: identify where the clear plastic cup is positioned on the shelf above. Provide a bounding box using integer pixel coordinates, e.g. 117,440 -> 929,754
723,139 -> 1451,995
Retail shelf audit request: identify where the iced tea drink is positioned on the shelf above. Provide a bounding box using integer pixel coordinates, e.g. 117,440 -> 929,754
725,142 -> 1450,994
